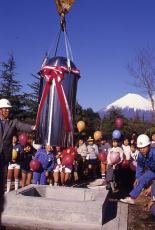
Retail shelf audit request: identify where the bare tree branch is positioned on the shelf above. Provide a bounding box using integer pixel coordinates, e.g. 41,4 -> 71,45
127,47 -> 155,113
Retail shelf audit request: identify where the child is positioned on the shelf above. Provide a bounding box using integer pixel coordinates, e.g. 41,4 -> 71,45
20,143 -> 35,187
130,144 -> 139,161
76,137 -> 87,179
99,136 -> 111,153
52,146 -> 62,186
86,137 -> 99,180
120,134 -> 155,204
33,144 -> 55,185
6,135 -> 22,192
122,137 -> 131,160
151,131 -> 155,148
99,137 -> 111,181
60,148 -> 74,186
106,138 -> 124,192
130,132 -> 138,145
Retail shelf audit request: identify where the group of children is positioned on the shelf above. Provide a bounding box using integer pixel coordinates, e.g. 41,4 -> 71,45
5,131 -> 155,218
6,132 -> 139,192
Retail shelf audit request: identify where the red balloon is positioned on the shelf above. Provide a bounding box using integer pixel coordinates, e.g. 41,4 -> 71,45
62,154 -> 74,167
130,160 -> 137,171
19,133 -> 28,146
115,118 -> 124,129
29,159 -> 41,171
110,152 -> 120,164
98,152 -> 107,162
61,147 -> 77,159
122,159 -> 130,169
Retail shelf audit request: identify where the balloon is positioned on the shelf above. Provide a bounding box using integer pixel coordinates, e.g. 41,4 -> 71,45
12,149 -> 18,160
69,147 -> 77,157
94,131 -> 102,141
77,121 -> 85,132
115,117 -> 124,129
130,160 -> 137,171
19,133 -> 28,146
62,154 -> 74,167
110,152 -> 120,164
122,159 -> 130,169
98,152 -> 107,162
112,130 -> 121,139
29,159 -> 41,171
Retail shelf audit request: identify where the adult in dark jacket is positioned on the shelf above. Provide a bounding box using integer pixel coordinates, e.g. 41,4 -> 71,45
0,98 -> 35,228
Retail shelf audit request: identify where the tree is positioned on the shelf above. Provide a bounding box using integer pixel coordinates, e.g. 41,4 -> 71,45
24,74 -> 40,122
128,47 -> 155,115
74,102 -> 101,138
101,107 -> 125,137
0,53 -> 25,118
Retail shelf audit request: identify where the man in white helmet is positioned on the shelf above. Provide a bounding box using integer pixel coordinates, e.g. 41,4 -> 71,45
0,98 -> 35,228
120,134 -> 155,204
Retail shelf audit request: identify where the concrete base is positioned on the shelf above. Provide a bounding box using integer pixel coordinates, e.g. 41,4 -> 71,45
2,185 -> 109,229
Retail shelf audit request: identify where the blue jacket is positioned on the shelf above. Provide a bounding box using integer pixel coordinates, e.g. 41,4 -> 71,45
34,148 -> 55,172
136,147 -> 155,179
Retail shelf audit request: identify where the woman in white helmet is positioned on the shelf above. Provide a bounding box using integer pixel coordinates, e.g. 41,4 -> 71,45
120,134 -> 155,204
0,98 -> 35,228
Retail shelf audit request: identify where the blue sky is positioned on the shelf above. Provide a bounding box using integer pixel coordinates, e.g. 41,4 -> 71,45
1,0 -> 155,111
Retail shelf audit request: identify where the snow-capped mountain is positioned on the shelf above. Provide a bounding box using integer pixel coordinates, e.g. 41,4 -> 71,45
98,93 -> 153,120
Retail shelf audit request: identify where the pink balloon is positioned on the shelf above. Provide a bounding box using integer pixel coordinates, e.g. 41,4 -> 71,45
110,152 -> 120,164
98,152 -> 107,162
19,133 -> 28,146
115,118 -> 124,129
130,161 -> 137,171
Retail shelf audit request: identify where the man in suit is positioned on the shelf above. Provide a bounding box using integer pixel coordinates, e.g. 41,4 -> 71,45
0,98 -> 35,229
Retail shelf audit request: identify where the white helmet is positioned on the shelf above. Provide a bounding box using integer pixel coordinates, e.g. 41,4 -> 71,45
137,134 -> 150,148
0,98 -> 12,109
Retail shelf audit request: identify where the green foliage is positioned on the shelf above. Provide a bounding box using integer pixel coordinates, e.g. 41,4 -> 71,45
24,74 -> 40,121
74,105 -> 153,140
0,53 -> 26,118
74,102 -> 101,138
101,108 -> 152,139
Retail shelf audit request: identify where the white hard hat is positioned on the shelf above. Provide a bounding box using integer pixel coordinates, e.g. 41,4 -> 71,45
137,134 -> 150,148
0,98 -> 12,109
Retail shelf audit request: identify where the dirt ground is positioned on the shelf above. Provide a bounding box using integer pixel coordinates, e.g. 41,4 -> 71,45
127,192 -> 155,230
109,187 -> 155,230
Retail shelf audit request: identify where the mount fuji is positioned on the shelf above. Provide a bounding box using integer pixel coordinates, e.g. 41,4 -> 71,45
98,93 -> 153,121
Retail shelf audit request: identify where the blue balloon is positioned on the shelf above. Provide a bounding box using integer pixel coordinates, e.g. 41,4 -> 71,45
112,129 -> 121,139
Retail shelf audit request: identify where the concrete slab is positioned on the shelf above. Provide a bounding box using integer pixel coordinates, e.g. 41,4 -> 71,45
2,185 -> 109,229
102,201 -> 128,230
